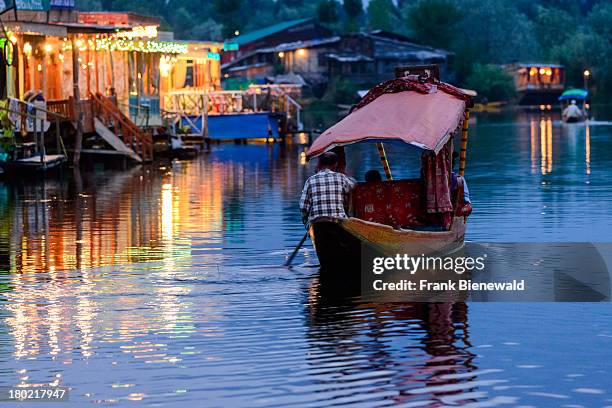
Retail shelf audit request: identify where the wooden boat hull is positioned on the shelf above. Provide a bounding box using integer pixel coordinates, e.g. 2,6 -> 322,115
310,217 -> 466,273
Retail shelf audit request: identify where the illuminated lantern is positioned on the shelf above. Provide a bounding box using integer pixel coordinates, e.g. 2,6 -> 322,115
23,42 -> 33,56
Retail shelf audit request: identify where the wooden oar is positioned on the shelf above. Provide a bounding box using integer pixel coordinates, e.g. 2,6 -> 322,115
285,232 -> 309,267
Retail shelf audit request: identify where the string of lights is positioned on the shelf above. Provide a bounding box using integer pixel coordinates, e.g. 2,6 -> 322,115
61,37 -> 188,55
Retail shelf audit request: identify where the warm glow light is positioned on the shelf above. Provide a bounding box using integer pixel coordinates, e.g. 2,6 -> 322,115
37,64 -> 42,72
160,55 -> 174,78
44,43 -> 53,53
75,39 -> 84,48
58,53 -> 64,61
23,42 -> 32,55
234,30 -> 240,36
545,68 -> 552,76
539,68 -> 546,75
583,69 -> 590,77
297,48 -> 306,56
529,67 -> 537,76
278,51 -> 285,58
116,25 -> 158,39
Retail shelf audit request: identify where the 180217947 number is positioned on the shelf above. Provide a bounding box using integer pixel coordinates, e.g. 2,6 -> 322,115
0,387 -> 69,401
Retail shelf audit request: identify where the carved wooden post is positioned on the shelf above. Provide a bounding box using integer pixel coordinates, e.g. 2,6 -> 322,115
71,35 -> 84,166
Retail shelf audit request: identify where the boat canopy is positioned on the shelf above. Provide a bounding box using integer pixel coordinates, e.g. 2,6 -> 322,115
307,78 -> 472,158
559,88 -> 588,101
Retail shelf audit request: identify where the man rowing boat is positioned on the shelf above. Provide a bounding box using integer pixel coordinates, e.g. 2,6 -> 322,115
299,152 -> 356,229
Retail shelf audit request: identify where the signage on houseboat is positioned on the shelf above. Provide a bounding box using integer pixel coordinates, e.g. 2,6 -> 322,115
0,0 -> 51,11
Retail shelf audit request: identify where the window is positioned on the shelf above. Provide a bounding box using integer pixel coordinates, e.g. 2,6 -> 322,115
185,60 -> 194,87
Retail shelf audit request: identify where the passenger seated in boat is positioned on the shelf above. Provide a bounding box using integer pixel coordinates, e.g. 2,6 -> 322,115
364,170 -> 382,182
563,100 -> 583,123
299,152 -> 356,228
451,152 -> 472,217
331,146 -> 347,174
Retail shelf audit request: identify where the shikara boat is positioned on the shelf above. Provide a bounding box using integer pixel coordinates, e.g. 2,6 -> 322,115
305,66 -> 474,272
559,88 -> 588,123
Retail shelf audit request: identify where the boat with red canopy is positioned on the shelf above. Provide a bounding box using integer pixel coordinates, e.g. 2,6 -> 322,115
305,66 -> 474,271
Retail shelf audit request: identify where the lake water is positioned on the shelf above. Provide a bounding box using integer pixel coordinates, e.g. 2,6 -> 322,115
1,109 -> 612,407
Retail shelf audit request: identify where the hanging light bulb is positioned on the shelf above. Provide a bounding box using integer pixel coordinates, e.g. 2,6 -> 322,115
23,42 -> 33,56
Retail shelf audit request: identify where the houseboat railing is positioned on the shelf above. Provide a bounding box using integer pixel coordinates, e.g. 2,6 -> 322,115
162,86 -> 303,132
117,101 -> 151,129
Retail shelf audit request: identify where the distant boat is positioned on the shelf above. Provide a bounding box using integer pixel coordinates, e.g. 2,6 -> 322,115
559,88 -> 588,123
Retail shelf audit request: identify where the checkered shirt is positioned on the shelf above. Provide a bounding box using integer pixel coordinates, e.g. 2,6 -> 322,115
299,169 -> 356,227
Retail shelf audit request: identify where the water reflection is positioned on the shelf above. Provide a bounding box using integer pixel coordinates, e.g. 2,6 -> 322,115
0,113 -> 611,405
526,113 -> 597,177
586,123 -> 591,175
307,275 -> 479,405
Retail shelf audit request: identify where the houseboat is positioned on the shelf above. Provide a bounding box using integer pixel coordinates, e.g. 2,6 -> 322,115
506,63 -> 565,105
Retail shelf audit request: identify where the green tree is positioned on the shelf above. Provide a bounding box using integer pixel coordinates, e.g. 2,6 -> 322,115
535,6 -> 576,54
587,2 -> 612,39
343,0 -> 363,19
316,0 -> 340,24
549,3 -> 612,101
213,0 -> 245,38
342,0 -> 363,32
190,19 -> 223,41
465,64 -> 515,102
457,0 -> 538,63
367,0 -> 398,31
328,77 -> 359,104
405,0 -> 461,49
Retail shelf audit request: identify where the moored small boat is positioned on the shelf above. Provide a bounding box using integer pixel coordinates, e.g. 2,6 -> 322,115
560,88 -> 588,123
303,65 -> 474,272
0,154 -> 66,176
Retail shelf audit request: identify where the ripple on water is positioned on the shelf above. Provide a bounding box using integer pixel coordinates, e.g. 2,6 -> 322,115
1,123 -> 612,406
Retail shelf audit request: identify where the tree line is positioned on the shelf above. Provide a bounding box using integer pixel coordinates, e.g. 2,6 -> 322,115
79,0 -> 611,101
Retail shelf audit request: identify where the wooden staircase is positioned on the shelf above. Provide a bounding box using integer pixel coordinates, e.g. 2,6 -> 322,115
91,93 -> 153,162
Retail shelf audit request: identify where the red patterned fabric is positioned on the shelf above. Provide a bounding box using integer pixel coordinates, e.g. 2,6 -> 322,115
350,77 -> 472,114
422,140 -> 453,214
352,180 -> 425,228
352,182 -> 388,225
387,181 -> 424,228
